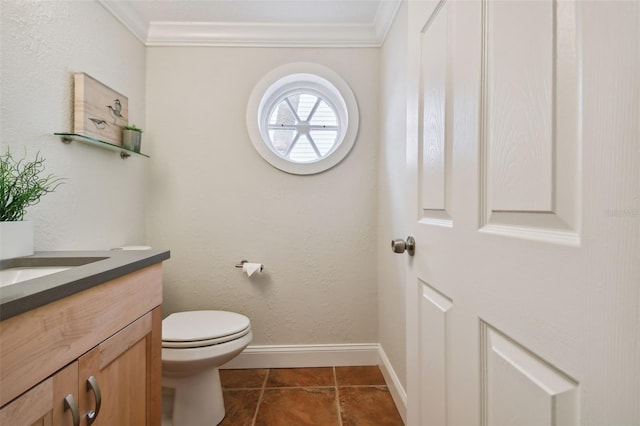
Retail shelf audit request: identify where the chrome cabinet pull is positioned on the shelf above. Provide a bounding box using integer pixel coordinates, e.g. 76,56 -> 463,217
86,376 -> 102,426
63,393 -> 80,426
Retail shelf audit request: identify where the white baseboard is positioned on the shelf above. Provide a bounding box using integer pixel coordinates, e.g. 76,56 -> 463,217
221,343 -> 379,369
378,346 -> 408,424
220,343 -> 407,423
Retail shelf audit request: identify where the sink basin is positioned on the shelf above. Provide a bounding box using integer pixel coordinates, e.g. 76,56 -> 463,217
1,267 -> 71,287
0,256 -> 107,288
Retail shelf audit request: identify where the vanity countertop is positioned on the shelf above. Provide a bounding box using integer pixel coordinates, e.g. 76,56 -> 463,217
0,249 -> 170,321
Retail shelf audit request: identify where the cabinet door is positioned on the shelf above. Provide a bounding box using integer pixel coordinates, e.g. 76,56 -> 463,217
78,311 -> 157,426
52,363 -> 80,426
0,362 -> 79,426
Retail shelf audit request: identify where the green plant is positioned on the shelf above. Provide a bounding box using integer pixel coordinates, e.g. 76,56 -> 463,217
123,124 -> 143,132
0,150 -> 63,221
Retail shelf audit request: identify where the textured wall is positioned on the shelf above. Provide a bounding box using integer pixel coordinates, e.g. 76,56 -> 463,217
146,47 -> 379,344
1,0 -> 405,373
379,2 -> 408,389
0,1 -> 147,250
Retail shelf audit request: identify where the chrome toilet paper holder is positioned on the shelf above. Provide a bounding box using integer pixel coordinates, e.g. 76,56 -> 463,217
235,260 -> 264,272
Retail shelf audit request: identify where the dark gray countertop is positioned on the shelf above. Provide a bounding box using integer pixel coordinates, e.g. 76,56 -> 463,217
0,249 -> 170,321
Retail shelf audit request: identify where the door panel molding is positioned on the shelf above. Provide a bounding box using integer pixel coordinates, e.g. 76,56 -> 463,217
480,321 -> 579,426
419,0 -> 453,227
479,0 -> 581,245
419,280 -> 453,425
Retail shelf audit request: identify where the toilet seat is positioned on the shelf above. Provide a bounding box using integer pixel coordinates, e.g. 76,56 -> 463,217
162,326 -> 251,349
162,310 -> 251,349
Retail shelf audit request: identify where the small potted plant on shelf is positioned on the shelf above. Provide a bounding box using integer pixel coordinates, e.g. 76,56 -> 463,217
0,149 -> 63,259
122,124 -> 143,153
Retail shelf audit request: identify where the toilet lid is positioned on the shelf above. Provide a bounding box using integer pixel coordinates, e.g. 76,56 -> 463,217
162,310 -> 251,344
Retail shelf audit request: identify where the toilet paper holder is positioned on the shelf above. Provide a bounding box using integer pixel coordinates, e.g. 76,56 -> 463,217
235,260 -> 264,277
235,260 -> 264,272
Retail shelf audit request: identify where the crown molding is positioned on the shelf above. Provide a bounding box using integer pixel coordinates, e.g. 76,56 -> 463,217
373,0 -> 402,43
98,0 -> 148,44
146,21 -> 380,47
99,0 -> 401,47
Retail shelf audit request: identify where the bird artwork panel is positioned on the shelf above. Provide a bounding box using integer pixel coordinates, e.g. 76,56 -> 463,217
73,73 -> 129,146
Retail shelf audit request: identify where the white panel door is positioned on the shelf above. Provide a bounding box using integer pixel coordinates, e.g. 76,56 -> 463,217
404,1 -> 640,425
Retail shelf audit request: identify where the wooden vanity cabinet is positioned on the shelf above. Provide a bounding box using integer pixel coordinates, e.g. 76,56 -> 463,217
0,264 -> 163,426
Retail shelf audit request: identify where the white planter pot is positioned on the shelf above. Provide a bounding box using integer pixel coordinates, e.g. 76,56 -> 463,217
0,221 -> 34,260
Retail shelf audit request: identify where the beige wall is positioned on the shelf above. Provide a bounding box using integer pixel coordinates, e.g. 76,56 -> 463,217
146,47 -> 380,344
1,0 -> 408,390
379,1 -> 408,390
0,0 -> 147,250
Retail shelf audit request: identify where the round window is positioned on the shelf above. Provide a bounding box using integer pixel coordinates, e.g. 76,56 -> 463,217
247,63 -> 359,175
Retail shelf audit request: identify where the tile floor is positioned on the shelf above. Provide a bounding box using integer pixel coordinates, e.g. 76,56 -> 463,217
218,366 -> 404,426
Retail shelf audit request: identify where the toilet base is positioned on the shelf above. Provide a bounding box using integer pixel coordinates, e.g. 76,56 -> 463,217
163,367 -> 225,426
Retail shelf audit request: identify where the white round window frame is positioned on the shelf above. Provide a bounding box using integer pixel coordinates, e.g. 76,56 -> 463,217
247,62 -> 359,175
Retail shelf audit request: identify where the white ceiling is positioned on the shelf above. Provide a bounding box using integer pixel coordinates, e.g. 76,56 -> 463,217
99,0 -> 401,47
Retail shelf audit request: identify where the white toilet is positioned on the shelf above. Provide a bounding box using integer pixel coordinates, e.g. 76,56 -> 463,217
162,310 -> 253,426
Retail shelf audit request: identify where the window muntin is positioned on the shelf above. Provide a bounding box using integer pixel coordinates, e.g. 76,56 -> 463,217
265,90 -> 340,163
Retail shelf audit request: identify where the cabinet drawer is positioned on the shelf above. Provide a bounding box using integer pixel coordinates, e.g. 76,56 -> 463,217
0,376 -> 53,426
